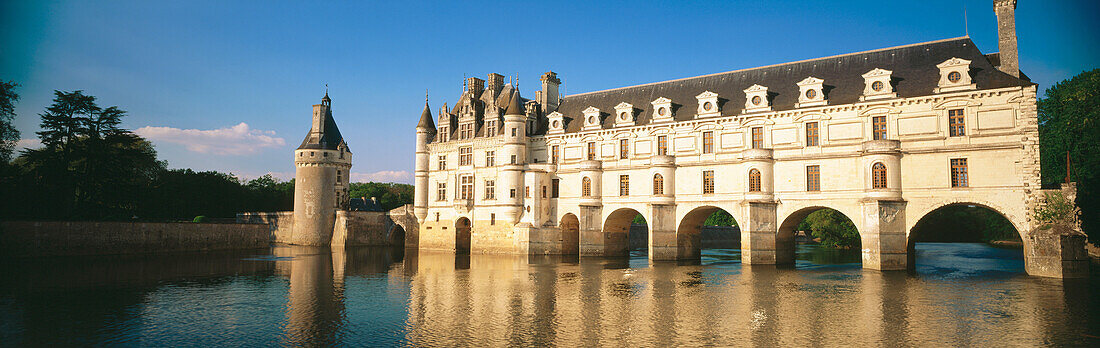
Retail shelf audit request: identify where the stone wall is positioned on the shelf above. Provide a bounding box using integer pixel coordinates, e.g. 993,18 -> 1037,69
0,221 -> 270,257
333,211 -> 404,247
237,212 -> 295,243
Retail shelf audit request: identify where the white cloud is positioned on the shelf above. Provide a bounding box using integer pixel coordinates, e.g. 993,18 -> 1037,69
351,170 -> 413,184
134,122 -> 286,155
14,138 -> 41,151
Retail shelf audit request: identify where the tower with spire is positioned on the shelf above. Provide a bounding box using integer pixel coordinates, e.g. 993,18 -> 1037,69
414,95 -> 436,224
291,92 -> 352,246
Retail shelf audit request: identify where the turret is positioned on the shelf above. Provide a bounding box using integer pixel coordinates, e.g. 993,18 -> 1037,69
414,100 -> 435,222
500,90 -> 528,224
292,92 -> 353,246
994,0 -> 1019,77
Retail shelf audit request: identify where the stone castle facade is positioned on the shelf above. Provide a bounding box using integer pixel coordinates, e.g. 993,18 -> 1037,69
411,0 -> 1088,277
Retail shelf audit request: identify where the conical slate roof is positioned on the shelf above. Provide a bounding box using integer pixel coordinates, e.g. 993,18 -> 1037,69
505,89 -> 525,115
417,101 -> 435,129
298,97 -> 349,152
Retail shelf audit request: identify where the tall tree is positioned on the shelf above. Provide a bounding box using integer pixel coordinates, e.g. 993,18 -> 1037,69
1038,68 -> 1100,243
37,90 -> 100,157
0,80 -> 19,163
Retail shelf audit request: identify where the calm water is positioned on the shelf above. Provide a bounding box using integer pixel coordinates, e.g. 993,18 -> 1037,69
1,243 -> 1098,346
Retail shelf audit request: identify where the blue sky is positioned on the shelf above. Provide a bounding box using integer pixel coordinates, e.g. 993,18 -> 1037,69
3,0 -> 1097,183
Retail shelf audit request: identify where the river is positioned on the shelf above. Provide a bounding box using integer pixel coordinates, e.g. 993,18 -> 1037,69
1,243 -> 1097,346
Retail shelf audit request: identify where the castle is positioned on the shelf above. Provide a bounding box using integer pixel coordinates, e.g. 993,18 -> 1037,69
290,92 -> 352,246
410,0 -> 1088,277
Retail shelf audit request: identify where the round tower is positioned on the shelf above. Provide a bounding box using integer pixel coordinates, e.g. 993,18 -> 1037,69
500,90 -> 527,224
292,93 -> 352,246
414,100 -> 436,223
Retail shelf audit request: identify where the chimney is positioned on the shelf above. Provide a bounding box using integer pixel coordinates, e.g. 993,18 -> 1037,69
538,71 -> 561,113
994,0 -> 1019,77
467,77 -> 485,99
486,73 -> 504,98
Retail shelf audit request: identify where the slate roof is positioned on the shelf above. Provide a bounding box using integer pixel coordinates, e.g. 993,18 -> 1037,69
553,37 -> 1032,134
298,100 -> 350,151
417,101 -> 436,129
505,89 -> 525,115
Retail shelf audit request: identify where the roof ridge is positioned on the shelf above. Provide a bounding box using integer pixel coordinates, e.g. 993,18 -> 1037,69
564,36 -> 972,98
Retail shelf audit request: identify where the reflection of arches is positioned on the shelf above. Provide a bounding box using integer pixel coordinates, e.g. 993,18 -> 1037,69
560,213 -> 580,255
455,217 -> 471,255
603,208 -> 647,256
777,206 -> 860,265
907,202 -> 1022,269
676,205 -> 739,259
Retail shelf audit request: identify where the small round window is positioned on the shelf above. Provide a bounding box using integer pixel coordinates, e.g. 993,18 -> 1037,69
658,107 -> 667,116
751,96 -> 762,106
805,89 -> 817,99
587,116 -> 596,124
703,101 -> 713,111
552,120 -> 560,128
619,112 -> 628,120
871,81 -> 884,92
948,71 -> 962,83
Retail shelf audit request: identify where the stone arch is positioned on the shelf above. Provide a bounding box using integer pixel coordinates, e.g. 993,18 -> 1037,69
560,213 -> 580,255
455,217 -> 471,255
602,207 -> 648,257
675,205 -> 741,259
776,205 -> 862,265
906,201 -> 1025,269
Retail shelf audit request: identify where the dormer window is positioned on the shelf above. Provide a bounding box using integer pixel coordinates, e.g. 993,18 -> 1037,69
861,68 -> 896,101
582,106 -> 603,131
935,57 -> 976,93
614,102 -> 635,127
796,77 -> 826,108
547,111 -> 565,135
695,91 -> 720,118
743,84 -> 771,113
651,97 -> 674,123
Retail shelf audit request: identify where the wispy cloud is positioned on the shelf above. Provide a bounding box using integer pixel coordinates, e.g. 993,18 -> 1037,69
15,138 -> 42,152
351,170 -> 412,184
134,122 -> 285,155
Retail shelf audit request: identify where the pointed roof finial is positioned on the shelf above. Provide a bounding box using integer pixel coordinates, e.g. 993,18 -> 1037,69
322,83 -> 330,102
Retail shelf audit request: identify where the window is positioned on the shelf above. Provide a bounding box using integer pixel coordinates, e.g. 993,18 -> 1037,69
336,170 -> 342,183
552,145 -> 559,164
542,185 -> 547,198
751,95 -> 762,106
620,139 -> 629,159
459,123 -> 473,139
436,183 -> 446,201
510,189 -> 516,198
806,122 -> 819,146
657,135 -> 668,155
872,162 -> 887,189
748,169 -> 761,192
491,213 -> 496,225
438,155 -> 447,170
619,175 -> 629,196
581,177 -> 592,197
703,131 -> 714,153
511,128 -> 517,136
806,89 -> 817,99
948,71 -> 962,83
486,120 -> 497,137
510,154 -> 518,164
949,109 -> 965,137
459,147 -> 472,166
587,142 -> 596,160
871,81 -> 884,92
485,151 -> 495,167
525,186 -> 530,198
951,158 -> 968,187
653,173 -> 664,195
438,126 -> 448,142
460,175 -> 473,200
485,180 -> 495,200
751,127 -> 763,149
551,179 -> 559,198
872,116 -> 886,140
806,165 -> 820,191
703,170 -> 714,194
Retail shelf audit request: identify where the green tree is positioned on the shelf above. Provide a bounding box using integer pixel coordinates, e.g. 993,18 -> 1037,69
348,182 -> 414,211
703,210 -> 738,227
797,209 -> 860,249
1038,68 -> 1100,243
0,80 -> 19,164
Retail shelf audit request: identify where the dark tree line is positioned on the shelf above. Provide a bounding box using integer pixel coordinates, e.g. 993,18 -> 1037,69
1038,69 -> 1100,243
0,83 -> 412,222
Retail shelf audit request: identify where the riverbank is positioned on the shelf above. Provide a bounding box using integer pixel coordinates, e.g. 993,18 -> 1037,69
0,221 -> 270,257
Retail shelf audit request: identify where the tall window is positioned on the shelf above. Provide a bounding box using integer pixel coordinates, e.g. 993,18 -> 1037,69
619,175 -> 629,196
653,174 -> 664,195
751,127 -> 763,148
459,123 -> 474,139
703,131 -> 714,153
459,147 -> 472,166
581,177 -> 592,197
551,179 -> 560,198
438,126 -> 449,142
525,186 -> 530,198
486,120 -> 497,136
657,135 -> 668,155
336,170 -> 342,183
872,116 -> 887,140
806,165 -> 820,191
552,145 -> 559,164
485,151 -> 495,166
951,158 -> 969,187
484,180 -> 495,200
436,183 -> 446,201
806,122 -> 819,146
587,142 -> 596,160
438,155 -> 447,170
510,154 -> 517,164
872,162 -> 887,189
460,175 -> 473,199
703,170 -> 715,194
620,139 -> 629,159
748,169 -> 761,192
949,109 -> 965,137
